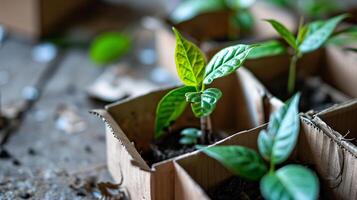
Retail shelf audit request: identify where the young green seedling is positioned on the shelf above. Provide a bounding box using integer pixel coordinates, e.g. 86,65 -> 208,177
155,28 -> 255,144
201,93 -> 319,200
248,14 -> 347,94
170,0 -> 256,36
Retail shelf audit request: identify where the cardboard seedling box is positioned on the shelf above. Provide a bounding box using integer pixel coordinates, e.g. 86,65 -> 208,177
91,68 -> 283,200
0,0 -> 90,38
174,115 -> 357,200
155,1 -> 297,77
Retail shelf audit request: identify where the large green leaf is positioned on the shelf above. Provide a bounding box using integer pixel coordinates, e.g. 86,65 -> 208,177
247,40 -> 287,59
204,44 -> 253,84
261,165 -> 319,200
201,145 -> 268,181
170,0 -> 226,24
89,32 -> 131,65
155,86 -> 196,138
185,88 -> 222,117
258,93 -> 300,164
299,14 -> 347,53
265,19 -> 297,50
173,28 -> 206,87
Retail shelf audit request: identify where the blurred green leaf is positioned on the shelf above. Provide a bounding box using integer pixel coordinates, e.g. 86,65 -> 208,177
265,19 -> 297,50
170,0 -> 226,24
261,165 -> 319,200
201,145 -> 268,181
247,40 -> 287,59
89,32 -> 131,65
225,0 -> 255,10
232,9 -> 255,32
299,14 -> 347,53
179,128 -> 201,145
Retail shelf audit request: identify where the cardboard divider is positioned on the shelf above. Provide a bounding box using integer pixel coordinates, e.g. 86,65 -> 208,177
92,68 -> 283,199
324,45 -> 357,98
155,1 -> 297,79
311,100 -> 357,155
174,117 -> 357,200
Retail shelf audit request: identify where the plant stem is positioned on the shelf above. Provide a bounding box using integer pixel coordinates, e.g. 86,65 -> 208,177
287,54 -> 298,95
269,161 -> 275,173
200,116 -> 212,144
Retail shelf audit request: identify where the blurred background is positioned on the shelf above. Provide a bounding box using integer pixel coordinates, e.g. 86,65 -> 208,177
0,0 -> 356,199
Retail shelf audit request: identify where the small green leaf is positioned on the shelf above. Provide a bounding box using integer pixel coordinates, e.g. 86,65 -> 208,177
173,28 -> 206,87
155,86 -> 196,138
181,128 -> 202,138
185,88 -> 222,117
261,165 -> 319,200
247,40 -> 287,59
89,32 -> 131,65
258,93 -> 300,164
170,0 -> 226,24
265,19 -> 297,50
299,14 -> 347,53
179,137 -> 198,145
204,44 -> 253,84
297,25 -> 309,46
201,145 -> 268,181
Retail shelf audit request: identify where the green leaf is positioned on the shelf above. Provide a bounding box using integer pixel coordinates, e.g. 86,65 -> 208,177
258,93 -> 300,164
185,88 -> 222,117
265,19 -> 297,50
299,14 -> 347,53
232,9 -> 255,32
89,32 -> 131,65
204,44 -> 253,84
261,165 -> 319,200
155,86 -> 196,138
247,40 -> 287,59
201,145 -> 268,181
181,128 -> 202,138
170,0 -> 226,24
179,137 -> 198,145
173,28 -> 206,87
328,26 -> 357,46
297,25 -> 309,46
225,0 -> 256,10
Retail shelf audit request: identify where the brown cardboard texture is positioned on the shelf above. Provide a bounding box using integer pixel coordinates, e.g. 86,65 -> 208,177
0,0 -> 90,37
91,68 -> 283,200
155,1 -> 297,78
312,100 -> 357,155
324,45 -> 357,98
174,116 -> 357,200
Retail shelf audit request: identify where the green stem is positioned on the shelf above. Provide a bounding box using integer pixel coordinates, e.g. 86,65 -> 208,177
269,160 -> 275,173
287,54 -> 298,95
200,115 -> 212,144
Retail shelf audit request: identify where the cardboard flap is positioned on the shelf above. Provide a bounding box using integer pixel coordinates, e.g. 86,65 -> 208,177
90,109 -> 151,171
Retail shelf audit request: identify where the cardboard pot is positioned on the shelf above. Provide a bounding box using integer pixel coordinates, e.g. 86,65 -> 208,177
0,0 -> 91,38
174,115 -> 357,200
155,1 -> 297,78
91,68 -> 283,200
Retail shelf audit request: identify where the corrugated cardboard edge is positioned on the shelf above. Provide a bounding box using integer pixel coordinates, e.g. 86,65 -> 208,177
306,100 -> 357,156
90,109 -> 151,171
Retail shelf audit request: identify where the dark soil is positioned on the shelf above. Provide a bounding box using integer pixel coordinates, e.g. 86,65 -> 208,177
141,129 -> 224,167
266,76 -> 343,112
207,176 -> 262,200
